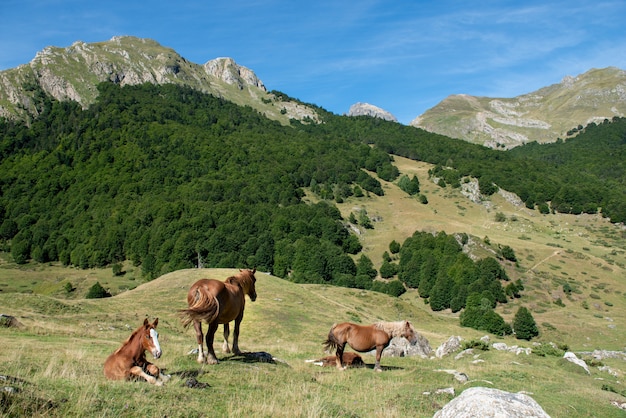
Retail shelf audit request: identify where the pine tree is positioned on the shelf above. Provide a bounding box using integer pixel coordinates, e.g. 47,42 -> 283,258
513,306 -> 539,340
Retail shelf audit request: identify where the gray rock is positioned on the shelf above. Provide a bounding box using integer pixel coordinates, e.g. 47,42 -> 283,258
347,102 -> 397,122
436,336 -> 462,358
433,387 -> 551,418
563,352 -> 590,374
370,332 -> 432,358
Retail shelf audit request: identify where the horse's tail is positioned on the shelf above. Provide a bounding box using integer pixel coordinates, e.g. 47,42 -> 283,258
323,323 -> 340,353
178,288 -> 220,328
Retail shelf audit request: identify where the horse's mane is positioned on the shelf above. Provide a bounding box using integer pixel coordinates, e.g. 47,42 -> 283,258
113,325 -> 145,355
225,269 -> 254,289
373,321 -> 409,338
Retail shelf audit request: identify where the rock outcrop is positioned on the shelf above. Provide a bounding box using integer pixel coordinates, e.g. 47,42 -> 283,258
347,102 -> 397,122
0,36 -> 317,124
433,387 -> 551,418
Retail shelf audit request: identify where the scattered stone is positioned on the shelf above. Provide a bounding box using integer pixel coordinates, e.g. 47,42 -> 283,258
455,349 -> 474,360
367,332 -> 432,358
435,369 -> 469,383
584,350 -> 626,361
563,352 -> 590,374
611,400 -> 626,411
598,365 -> 620,377
435,387 -> 455,396
433,387 -> 551,418
491,342 -> 531,355
436,336 -> 462,358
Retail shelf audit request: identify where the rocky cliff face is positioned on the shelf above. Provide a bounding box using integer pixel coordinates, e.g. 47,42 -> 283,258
411,67 -> 626,148
204,57 -> 265,91
0,36 -> 318,124
347,102 -> 397,122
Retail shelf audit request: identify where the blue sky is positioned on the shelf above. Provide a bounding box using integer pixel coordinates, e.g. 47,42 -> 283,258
1,0 -> 625,124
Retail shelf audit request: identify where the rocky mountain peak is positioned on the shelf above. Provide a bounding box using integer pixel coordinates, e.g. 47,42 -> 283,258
203,57 -> 265,91
0,36 -> 315,124
347,102 -> 397,122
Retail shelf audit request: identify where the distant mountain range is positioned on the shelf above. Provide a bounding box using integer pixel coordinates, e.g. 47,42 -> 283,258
410,67 -> 626,148
1,37 -> 625,149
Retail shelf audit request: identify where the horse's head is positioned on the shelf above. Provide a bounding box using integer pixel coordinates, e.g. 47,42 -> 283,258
240,268 -> 257,302
141,318 -> 162,359
402,320 -> 418,345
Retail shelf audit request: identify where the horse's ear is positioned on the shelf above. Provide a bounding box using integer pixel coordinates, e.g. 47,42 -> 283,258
153,318 -> 159,328
143,318 -> 149,326
252,268 -> 256,274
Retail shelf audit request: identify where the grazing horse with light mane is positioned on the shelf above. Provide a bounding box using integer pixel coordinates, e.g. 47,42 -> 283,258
324,320 -> 418,372
103,318 -> 170,385
179,269 -> 257,364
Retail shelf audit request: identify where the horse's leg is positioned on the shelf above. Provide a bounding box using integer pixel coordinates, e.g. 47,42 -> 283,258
374,346 -> 383,372
205,321 -> 220,364
222,323 -> 231,354
129,365 -> 161,386
231,315 -> 243,355
335,343 -> 347,370
146,363 -> 171,384
193,320 -> 206,363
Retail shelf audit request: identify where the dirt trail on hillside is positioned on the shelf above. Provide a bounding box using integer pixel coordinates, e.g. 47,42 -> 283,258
528,250 -> 560,272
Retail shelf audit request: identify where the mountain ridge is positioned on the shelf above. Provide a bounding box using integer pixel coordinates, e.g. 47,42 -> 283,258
0,36 -> 318,124
410,67 -> 626,148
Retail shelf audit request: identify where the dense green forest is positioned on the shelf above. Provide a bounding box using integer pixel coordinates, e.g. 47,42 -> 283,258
0,83 -> 395,283
1,82 -> 625,312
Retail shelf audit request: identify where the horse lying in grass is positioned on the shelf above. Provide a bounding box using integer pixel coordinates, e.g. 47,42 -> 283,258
307,352 -> 365,368
323,320 -> 418,372
104,318 -> 170,385
179,269 -> 257,364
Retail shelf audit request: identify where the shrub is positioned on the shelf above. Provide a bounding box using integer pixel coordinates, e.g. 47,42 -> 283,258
64,282 -> 74,294
500,245 -> 517,262
532,343 -> 563,357
86,282 -> 111,299
112,263 -> 124,276
461,339 -> 490,351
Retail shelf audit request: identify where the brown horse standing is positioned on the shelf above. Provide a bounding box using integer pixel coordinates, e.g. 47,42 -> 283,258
179,269 -> 257,364
103,318 -> 170,385
323,320 -> 418,372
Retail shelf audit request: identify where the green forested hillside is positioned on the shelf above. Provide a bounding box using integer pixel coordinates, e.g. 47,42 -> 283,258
1,82 -> 625,309
332,115 -> 626,222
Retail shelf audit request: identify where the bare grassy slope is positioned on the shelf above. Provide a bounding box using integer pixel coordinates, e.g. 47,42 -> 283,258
1,266 -> 625,416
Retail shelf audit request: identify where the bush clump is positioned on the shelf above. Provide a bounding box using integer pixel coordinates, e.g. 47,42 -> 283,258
85,282 -> 111,299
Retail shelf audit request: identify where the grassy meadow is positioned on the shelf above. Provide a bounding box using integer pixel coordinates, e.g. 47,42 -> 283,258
1,157 -> 626,417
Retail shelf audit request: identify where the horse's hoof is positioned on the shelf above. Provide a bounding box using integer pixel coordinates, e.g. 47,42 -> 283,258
160,374 -> 171,383
374,368 -> 383,372
207,358 -> 219,365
